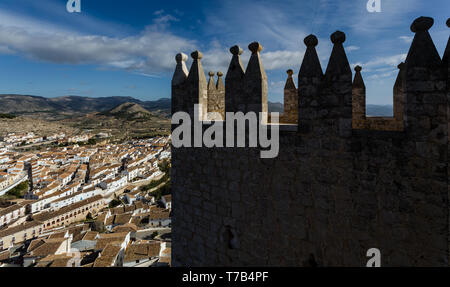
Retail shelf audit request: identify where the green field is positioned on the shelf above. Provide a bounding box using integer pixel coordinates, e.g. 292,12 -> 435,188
1,181 -> 29,199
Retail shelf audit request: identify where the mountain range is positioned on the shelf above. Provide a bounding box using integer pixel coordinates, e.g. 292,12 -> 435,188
0,94 -> 170,116
98,102 -> 154,120
0,94 -> 394,118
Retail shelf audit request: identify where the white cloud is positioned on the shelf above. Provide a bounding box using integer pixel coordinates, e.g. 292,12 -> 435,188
262,50 -> 305,70
346,45 -> 360,52
364,53 -> 407,68
398,36 -> 413,44
0,8 -> 311,78
0,10 -> 196,74
367,69 -> 397,80
352,53 -> 406,74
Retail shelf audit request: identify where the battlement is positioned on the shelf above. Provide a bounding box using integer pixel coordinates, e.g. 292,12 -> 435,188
171,17 -> 450,267
172,17 -> 448,134
352,64 -> 405,131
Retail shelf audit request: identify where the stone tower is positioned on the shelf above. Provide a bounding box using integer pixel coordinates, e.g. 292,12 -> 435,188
171,17 -> 449,267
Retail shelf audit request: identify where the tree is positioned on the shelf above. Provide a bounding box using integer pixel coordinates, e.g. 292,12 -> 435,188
158,159 -> 171,174
109,199 -> 122,208
88,138 -> 97,145
6,181 -> 29,198
86,212 -> 93,221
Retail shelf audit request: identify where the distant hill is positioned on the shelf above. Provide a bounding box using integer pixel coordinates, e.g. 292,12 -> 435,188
268,102 -> 393,117
366,105 -> 394,117
268,102 -> 284,113
99,102 -> 153,120
0,94 -> 394,118
0,95 -> 171,118
0,95 -> 61,114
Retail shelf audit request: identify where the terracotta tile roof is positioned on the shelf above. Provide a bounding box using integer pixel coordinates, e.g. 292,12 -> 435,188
134,201 -> 144,209
114,213 -> 132,225
35,261 -> 52,267
39,254 -> 74,267
0,221 -> 43,238
0,204 -> 23,217
27,238 -> 47,253
48,231 -> 67,239
96,212 -> 107,224
95,232 -> 128,250
112,223 -> 137,233
93,244 -> 121,267
49,257 -> 73,267
124,205 -> 135,213
100,243 -> 122,258
82,231 -> 99,241
149,210 -> 170,220
27,238 -> 66,257
124,242 -> 160,262
33,195 -> 103,223
98,232 -> 129,239
92,256 -> 115,267
111,206 -> 125,215
0,250 -> 10,261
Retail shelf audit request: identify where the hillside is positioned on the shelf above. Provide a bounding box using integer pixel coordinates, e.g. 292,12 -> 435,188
0,94 -> 170,119
99,102 -> 153,120
366,105 -> 394,117
0,94 -> 394,119
0,95 -> 62,114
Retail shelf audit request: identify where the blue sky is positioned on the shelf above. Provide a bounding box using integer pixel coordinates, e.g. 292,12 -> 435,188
0,0 -> 447,104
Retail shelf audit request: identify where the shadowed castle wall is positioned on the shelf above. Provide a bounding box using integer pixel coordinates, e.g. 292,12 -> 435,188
171,17 -> 449,267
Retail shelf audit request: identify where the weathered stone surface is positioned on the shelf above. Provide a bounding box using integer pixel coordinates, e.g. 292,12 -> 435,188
352,65 -> 366,125
278,69 -> 298,124
207,71 -> 225,120
171,17 -> 449,267
226,45 -> 245,114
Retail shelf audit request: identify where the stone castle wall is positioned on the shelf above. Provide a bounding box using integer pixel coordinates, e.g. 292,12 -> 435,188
171,17 -> 450,267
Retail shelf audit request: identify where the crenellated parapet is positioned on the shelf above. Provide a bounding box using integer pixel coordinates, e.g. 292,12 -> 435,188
172,43 -> 268,123
279,69 -> 298,124
404,17 -> 447,140
171,16 -> 450,267
297,31 -> 353,138
206,71 -> 225,121
393,62 -> 406,123
244,42 -> 268,123
352,65 -> 366,122
444,19 -> 450,143
297,34 -> 323,133
171,17 -> 448,135
225,45 -> 245,115
352,64 -> 404,131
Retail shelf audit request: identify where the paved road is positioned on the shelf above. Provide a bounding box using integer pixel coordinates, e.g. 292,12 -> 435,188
135,228 -> 171,240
